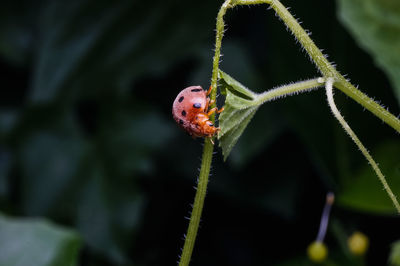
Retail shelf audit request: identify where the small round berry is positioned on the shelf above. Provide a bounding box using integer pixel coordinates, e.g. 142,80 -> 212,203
307,241 -> 328,263
348,231 -> 369,256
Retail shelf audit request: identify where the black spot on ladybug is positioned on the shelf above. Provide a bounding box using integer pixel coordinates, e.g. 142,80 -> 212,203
193,103 -> 201,108
178,96 -> 184,103
179,119 -> 184,125
181,110 -> 186,116
191,88 -> 202,92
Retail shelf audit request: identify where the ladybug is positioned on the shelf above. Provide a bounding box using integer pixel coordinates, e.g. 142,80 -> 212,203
172,85 -> 224,138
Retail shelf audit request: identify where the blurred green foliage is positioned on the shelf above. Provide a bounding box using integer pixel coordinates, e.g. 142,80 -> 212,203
0,213 -> 81,266
338,0 -> 400,105
0,0 -> 399,265
390,240 -> 400,266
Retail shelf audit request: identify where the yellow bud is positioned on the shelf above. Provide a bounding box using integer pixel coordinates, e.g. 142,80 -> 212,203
348,231 -> 369,256
307,241 -> 328,263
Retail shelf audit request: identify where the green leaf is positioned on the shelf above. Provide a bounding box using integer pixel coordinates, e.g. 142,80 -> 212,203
218,70 -> 257,102
337,139 -> 400,214
390,240 -> 400,266
337,0 -> 400,105
0,213 -> 81,266
218,70 -> 259,160
218,107 -> 259,161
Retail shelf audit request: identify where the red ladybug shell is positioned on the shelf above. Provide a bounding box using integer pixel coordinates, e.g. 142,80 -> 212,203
172,86 -> 218,138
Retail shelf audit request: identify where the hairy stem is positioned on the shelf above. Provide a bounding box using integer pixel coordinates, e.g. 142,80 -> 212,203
234,0 -> 271,4
334,77 -> 400,133
234,0 -> 400,133
178,1 -> 232,265
179,0 -> 400,264
267,0 -> 400,133
253,77 -> 325,106
178,140 -> 214,266
325,78 -> 400,213
211,0 -> 232,106
269,0 -> 336,76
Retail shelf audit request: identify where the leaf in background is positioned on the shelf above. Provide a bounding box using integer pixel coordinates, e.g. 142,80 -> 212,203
22,0 -> 220,103
337,0 -> 400,105
337,139 -> 400,214
73,107 -> 170,264
390,240 -> 400,266
76,165 -> 143,265
99,108 -> 175,177
218,70 -> 259,161
17,113 -> 88,216
0,213 -> 81,266
0,2 -> 36,66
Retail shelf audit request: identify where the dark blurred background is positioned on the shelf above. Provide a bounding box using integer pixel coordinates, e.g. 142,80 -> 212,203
1,0 -> 400,265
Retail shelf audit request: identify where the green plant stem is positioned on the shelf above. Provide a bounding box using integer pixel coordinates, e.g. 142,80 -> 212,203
178,139 -> 214,266
234,0 -> 400,133
178,1 -> 232,265
253,77 -> 325,106
179,0 -> 400,264
234,0 -> 271,5
325,78 -> 400,213
210,0 -> 233,109
268,0 -> 335,76
267,0 -> 400,133
334,77 -> 400,133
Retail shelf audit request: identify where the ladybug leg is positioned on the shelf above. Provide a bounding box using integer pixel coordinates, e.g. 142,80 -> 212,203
204,98 -> 210,111
206,85 -> 213,96
207,107 -> 224,116
207,107 -> 217,116
204,85 -> 214,111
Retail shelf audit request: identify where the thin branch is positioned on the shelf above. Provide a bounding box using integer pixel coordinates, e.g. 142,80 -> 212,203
253,77 -> 325,106
178,1 -> 233,265
325,78 -> 400,214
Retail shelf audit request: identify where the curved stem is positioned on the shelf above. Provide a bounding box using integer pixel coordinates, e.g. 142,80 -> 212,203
325,78 -> 400,214
267,0 -> 400,133
234,0 -> 400,133
178,1 -> 232,265
270,0 -> 400,133
269,0 -> 336,77
210,0 -> 232,110
179,0 -> 400,264
334,77 -> 400,133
